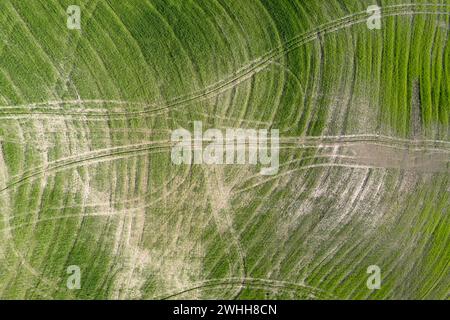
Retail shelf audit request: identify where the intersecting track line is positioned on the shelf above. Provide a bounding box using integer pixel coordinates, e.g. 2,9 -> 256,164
1,135 -> 449,196
154,277 -> 337,300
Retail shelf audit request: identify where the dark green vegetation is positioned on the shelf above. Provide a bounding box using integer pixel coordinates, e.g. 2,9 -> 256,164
0,0 -> 448,299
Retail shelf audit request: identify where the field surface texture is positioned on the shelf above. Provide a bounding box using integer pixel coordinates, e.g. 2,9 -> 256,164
0,0 -> 449,299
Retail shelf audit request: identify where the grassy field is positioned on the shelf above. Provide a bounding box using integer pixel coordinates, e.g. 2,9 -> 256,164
0,0 -> 448,299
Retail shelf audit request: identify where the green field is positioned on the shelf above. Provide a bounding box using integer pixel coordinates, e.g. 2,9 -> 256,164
0,0 -> 448,299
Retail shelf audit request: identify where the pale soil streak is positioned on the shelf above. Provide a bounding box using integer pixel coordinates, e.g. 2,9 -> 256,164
274,145 -> 344,246
0,117 -> 97,298
346,143 -> 449,172
5,135 -> 450,180
111,170 -> 204,299
288,169 -> 429,292
0,202 -> 145,233
0,143 -> 57,298
296,169 -> 375,281
206,167 -> 247,296
280,176 -> 359,280
154,277 -> 336,300
4,145 -> 445,225
1,135 -> 447,202
3,163 -> 191,226
236,159 -> 445,194
0,143 -> 9,257
236,139 -> 449,193
111,166 -> 149,299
